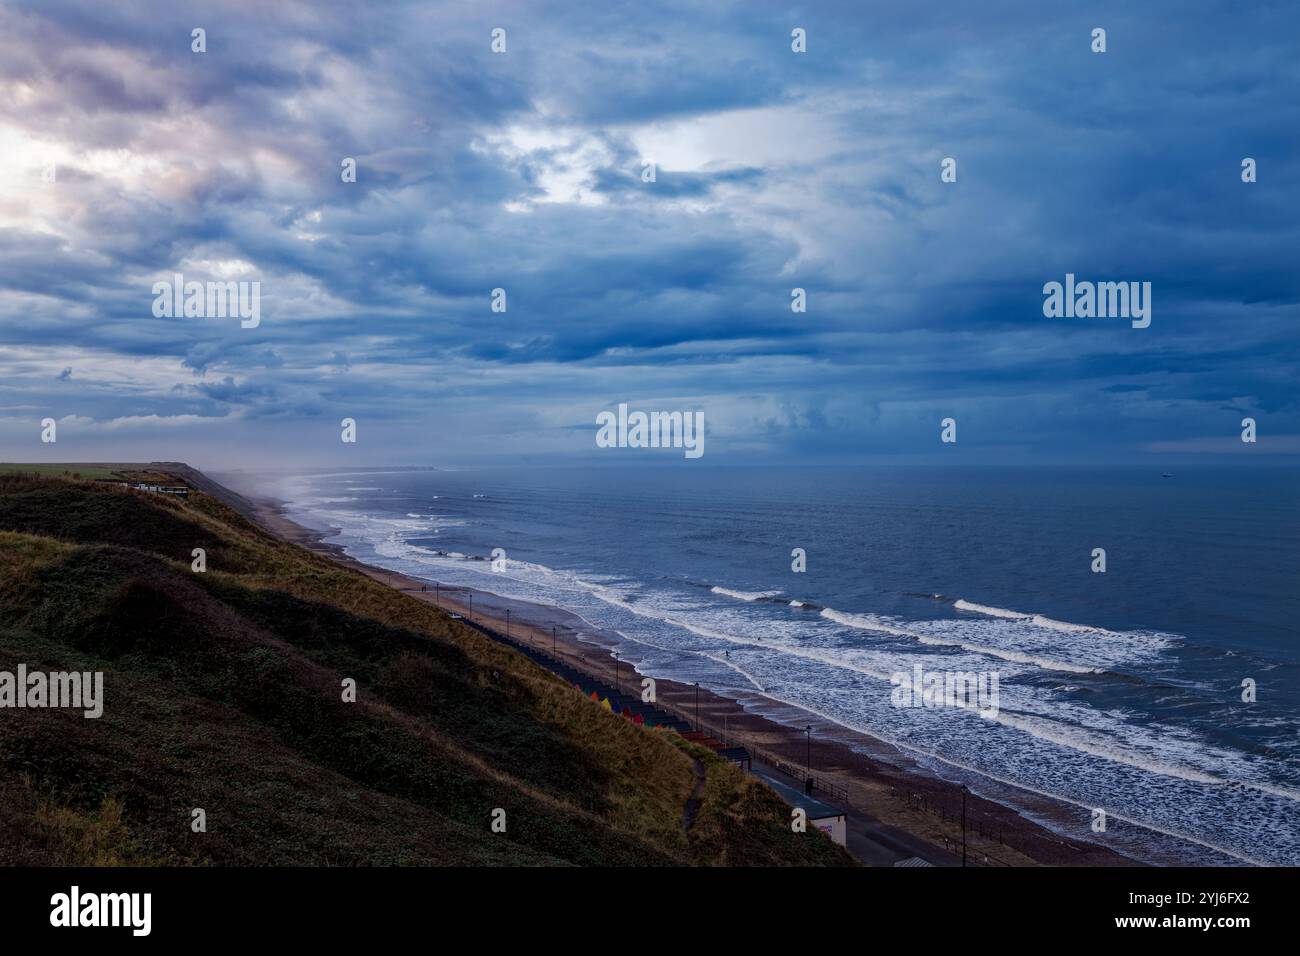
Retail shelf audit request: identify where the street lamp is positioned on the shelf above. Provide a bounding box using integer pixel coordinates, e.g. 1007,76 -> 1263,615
805,725 -> 813,793
435,583 -> 440,606
614,652 -> 620,694
694,682 -> 700,729
468,593 -> 473,621
505,609 -> 511,639
551,625 -> 556,658
961,784 -> 969,868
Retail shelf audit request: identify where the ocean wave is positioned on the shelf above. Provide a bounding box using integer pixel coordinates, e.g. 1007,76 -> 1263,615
1033,614 -> 1105,634
992,707 -> 1300,804
788,599 -> 823,611
710,586 -> 781,602
820,607 -> 1100,674
954,599 -> 1112,635
953,599 -> 1024,620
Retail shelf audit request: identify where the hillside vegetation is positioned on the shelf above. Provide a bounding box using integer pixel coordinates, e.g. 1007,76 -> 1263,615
0,472 -> 852,866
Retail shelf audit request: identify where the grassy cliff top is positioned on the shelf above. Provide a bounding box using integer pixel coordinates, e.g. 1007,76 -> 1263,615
0,471 -> 852,867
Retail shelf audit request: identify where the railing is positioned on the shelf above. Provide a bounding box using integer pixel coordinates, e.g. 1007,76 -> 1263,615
763,757 -> 852,805
890,787 -> 1018,867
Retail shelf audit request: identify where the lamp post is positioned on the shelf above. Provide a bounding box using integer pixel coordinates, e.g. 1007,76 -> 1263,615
468,593 -> 473,621
551,625 -> 556,658
805,725 -> 813,793
961,785 -> 969,868
505,609 -> 511,639
435,583 -> 440,606
694,682 -> 700,730
614,652 -> 620,694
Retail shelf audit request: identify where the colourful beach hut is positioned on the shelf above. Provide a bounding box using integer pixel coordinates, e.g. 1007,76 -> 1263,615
600,697 -> 613,711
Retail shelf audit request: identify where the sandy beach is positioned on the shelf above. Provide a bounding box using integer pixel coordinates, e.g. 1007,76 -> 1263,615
222,477 -> 1141,867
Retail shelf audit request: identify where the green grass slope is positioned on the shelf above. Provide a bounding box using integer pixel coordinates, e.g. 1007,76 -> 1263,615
0,473 -> 853,867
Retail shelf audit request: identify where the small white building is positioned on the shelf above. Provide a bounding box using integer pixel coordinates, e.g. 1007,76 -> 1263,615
758,773 -> 848,847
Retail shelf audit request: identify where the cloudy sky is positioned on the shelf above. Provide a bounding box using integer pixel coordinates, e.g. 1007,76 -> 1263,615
1,0 -> 1296,469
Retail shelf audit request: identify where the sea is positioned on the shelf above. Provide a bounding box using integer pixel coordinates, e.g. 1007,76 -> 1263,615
263,464 -> 1300,866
